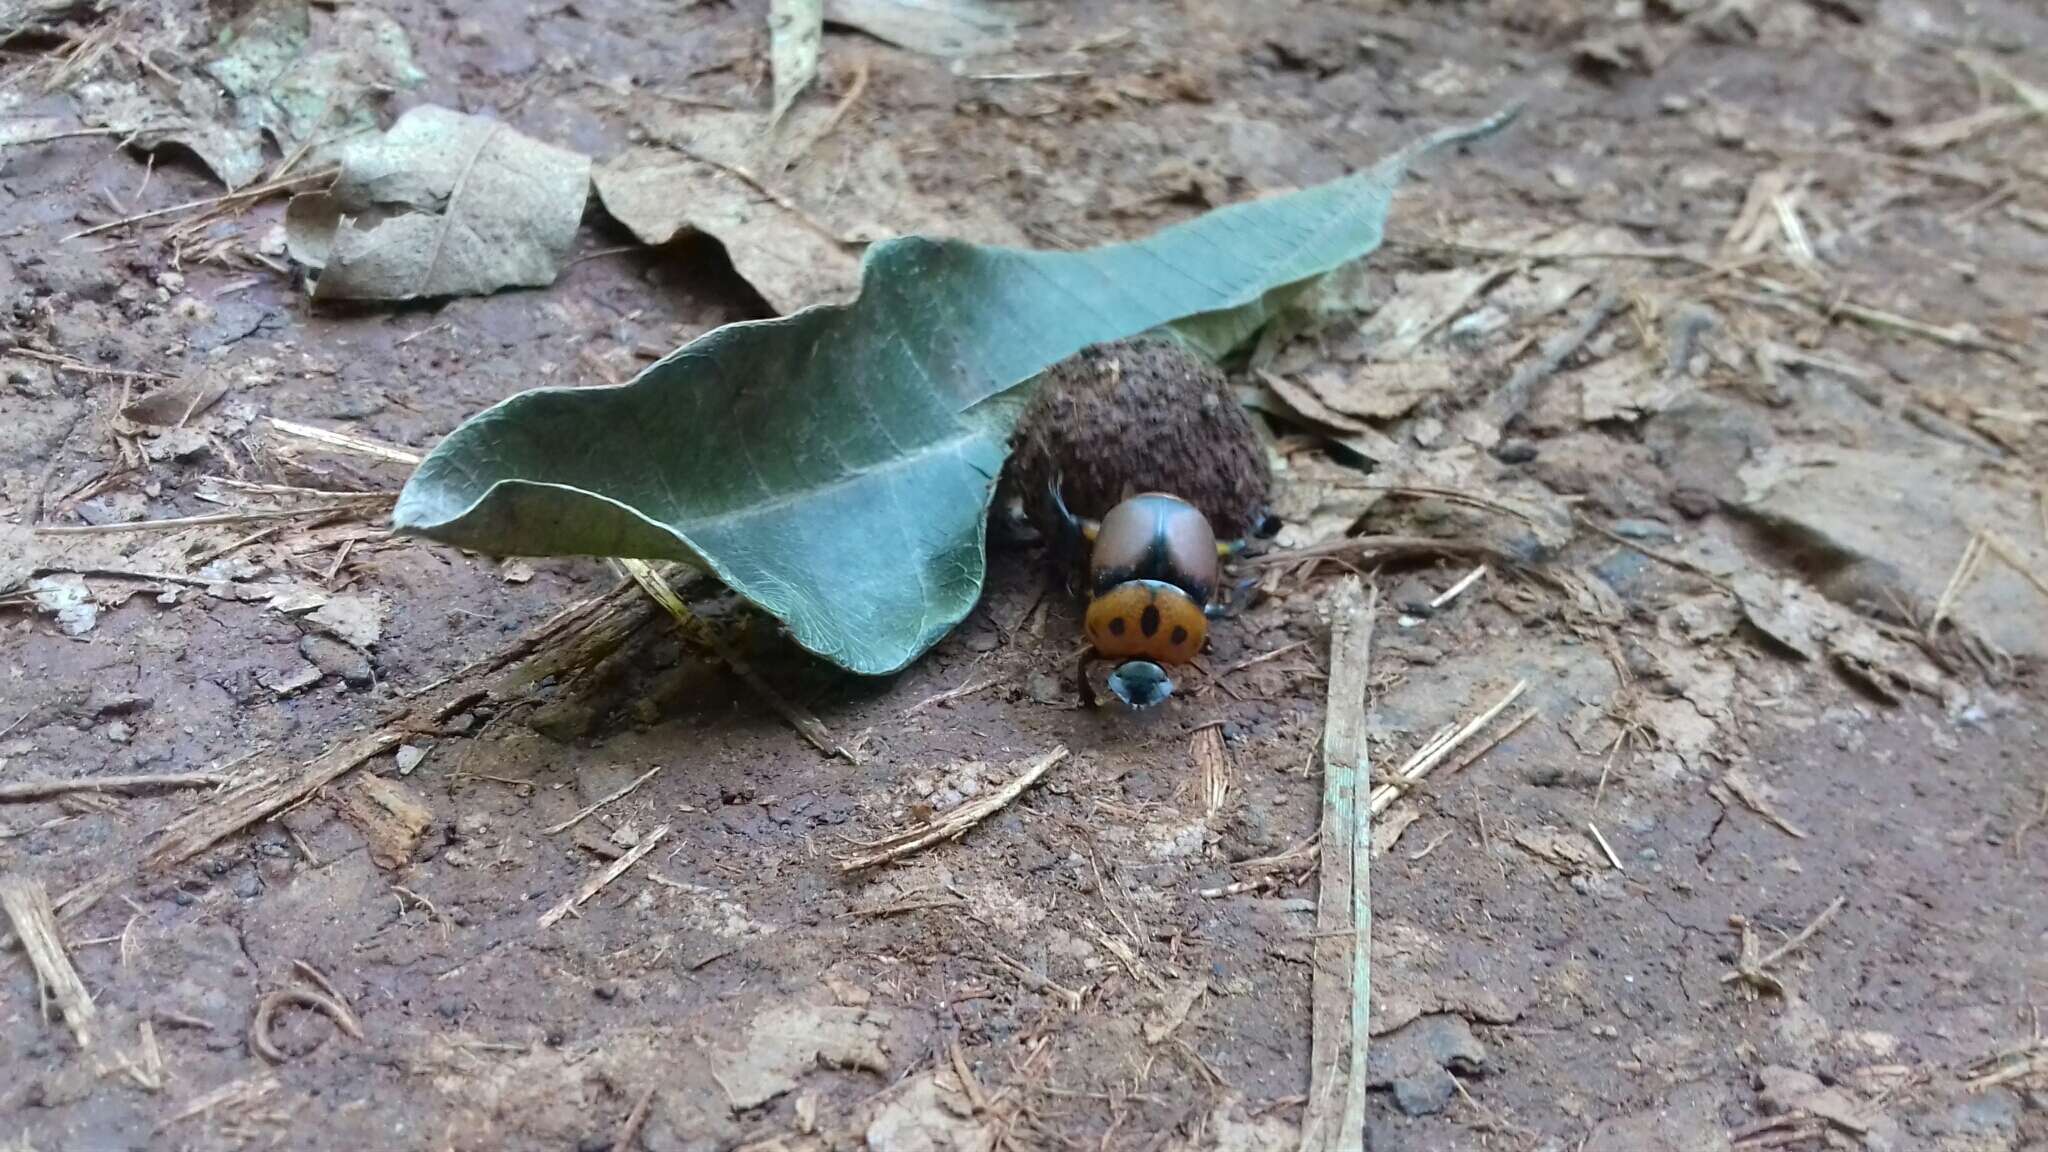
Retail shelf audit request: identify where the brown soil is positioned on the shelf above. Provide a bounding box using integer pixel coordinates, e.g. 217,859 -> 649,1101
4,2 -> 2048,1152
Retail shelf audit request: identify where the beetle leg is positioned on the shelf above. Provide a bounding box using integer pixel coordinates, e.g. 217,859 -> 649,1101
1077,648 -> 1100,708
1047,474 -> 1100,590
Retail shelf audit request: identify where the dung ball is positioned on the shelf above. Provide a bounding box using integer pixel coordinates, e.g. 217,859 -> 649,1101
1005,338 -> 1273,543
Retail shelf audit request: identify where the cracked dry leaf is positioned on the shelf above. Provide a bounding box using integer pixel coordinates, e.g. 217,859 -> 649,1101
285,106 -> 590,300
597,102 -> 1023,313
594,149 -> 862,313
825,0 -> 1019,57
75,0 -> 421,190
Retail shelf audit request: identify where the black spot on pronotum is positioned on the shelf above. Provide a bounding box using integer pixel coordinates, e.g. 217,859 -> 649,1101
1139,605 -> 1161,637
1108,616 -> 1126,636
1170,625 -> 1188,646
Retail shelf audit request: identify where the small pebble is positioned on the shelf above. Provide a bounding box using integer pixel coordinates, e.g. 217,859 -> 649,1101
1493,439 -> 1539,464
1611,517 -> 1676,543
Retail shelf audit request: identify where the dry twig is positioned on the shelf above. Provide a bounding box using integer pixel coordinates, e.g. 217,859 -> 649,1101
0,772 -> 229,802
1723,896 -> 1848,995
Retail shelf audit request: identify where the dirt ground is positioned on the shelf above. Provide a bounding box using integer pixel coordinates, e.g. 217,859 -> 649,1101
5,1 -> 2048,1150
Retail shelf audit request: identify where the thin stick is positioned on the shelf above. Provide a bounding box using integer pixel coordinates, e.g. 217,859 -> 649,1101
837,748 -> 1069,870
9,348 -> 177,381
1931,532 -> 1988,634
33,500 -> 389,536
268,418 -> 423,466
611,1086 -> 658,1152
537,824 -> 671,928
617,559 -> 851,760
1757,896 -> 1847,969
63,167 -> 337,240
543,764 -> 666,834
0,773 -> 229,802
1742,274 -> 2025,359
1495,289 -> 1624,423
1587,823 -> 1624,871
1429,565 -> 1489,610
1,125 -> 125,147
901,674 -> 1000,717
0,875 -> 95,1048
1218,639 -> 1309,678
1301,578 -> 1374,1152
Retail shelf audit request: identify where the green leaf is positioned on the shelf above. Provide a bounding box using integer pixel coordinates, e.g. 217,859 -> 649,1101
394,110 -> 1515,674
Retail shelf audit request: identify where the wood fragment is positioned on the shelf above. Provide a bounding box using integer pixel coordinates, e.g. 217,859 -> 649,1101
900,674 -> 1000,716
1191,725 -> 1231,821
0,875 -> 95,1048
0,773 -> 229,802
538,824 -> 671,928
544,764 -> 666,835
988,950 -> 1084,1011
837,747 -> 1068,870
949,1039 -> 991,1112
33,497 -> 391,536
1302,578 -> 1374,1152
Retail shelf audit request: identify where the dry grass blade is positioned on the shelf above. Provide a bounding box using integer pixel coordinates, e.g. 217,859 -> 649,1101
0,875 -> 95,1048
0,772 -> 229,802
33,497 -> 393,536
1302,578 -> 1374,1152
543,764 -> 666,834
537,824 -> 671,928
1369,680 -> 1529,816
837,747 -> 1069,870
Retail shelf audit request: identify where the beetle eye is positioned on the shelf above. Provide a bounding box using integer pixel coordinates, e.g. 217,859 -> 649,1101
1254,512 -> 1282,539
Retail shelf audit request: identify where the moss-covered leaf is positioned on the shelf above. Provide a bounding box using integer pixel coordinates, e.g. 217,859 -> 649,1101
393,112 -> 1513,674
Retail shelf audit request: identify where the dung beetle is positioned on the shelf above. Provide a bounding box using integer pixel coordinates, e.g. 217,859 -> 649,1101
1052,482 -> 1240,709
